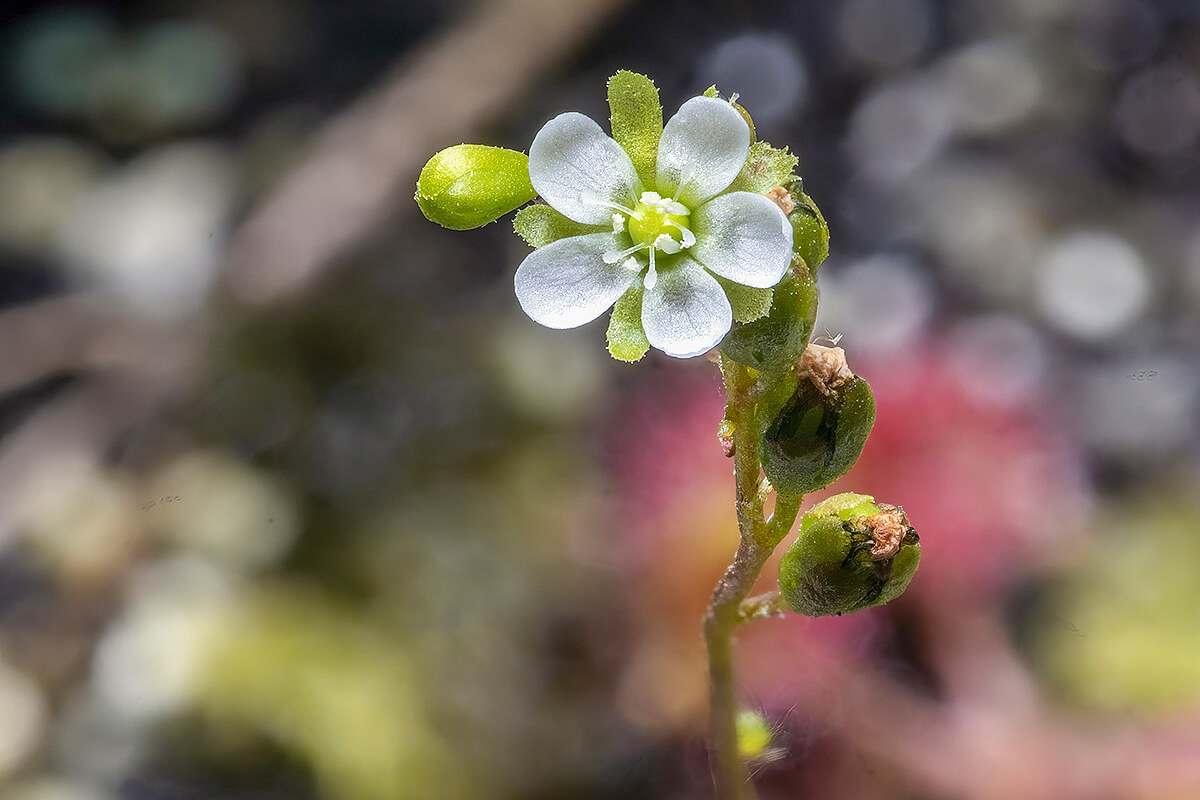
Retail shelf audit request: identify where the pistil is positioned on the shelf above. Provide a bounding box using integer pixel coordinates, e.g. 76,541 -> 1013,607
595,191 -> 697,290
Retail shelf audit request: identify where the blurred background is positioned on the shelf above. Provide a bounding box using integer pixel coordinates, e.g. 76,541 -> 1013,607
0,0 -> 1198,798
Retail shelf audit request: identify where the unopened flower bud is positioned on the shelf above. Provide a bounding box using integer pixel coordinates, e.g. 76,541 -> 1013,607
756,344 -> 875,496
778,493 -> 920,617
415,144 -> 536,230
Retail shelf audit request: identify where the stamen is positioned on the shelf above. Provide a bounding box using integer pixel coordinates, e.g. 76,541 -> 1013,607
622,257 -> 641,272
644,247 -> 658,290
603,242 -> 646,265
662,199 -> 689,216
642,190 -> 689,216
668,221 -> 697,248
611,213 -> 625,234
654,233 -> 682,254
585,198 -> 638,217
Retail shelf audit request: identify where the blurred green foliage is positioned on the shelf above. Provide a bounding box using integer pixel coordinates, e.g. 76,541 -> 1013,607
1032,493 -> 1200,715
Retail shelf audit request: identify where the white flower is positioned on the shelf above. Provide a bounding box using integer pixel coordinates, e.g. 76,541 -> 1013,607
514,97 -> 794,358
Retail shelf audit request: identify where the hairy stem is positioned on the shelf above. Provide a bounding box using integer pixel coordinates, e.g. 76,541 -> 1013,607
704,357 -> 802,800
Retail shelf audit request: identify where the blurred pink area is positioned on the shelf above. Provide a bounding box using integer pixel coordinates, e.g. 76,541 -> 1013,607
845,342 -> 1090,598
599,339 -> 1200,798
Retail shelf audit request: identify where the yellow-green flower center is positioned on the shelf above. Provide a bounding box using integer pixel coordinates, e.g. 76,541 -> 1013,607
629,198 -> 692,250
601,192 -> 697,290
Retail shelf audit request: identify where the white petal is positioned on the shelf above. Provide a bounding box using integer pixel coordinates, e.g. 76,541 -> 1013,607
515,233 -> 638,329
642,256 -> 733,358
690,191 -> 793,288
529,112 -> 640,225
656,97 -> 751,207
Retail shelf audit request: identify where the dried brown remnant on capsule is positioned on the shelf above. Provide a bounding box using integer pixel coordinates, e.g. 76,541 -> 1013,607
798,344 -> 855,399
863,504 -> 909,560
766,186 -> 795,214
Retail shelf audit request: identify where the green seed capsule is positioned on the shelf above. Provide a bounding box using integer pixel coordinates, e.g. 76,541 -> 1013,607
778,493 -> 920,617
787,187 -> 829,273
720,259 -> 818,373
756,345 -> 875,496
415,144 -> 536,230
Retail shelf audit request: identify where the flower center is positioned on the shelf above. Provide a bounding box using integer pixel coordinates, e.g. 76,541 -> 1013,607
628,192 -> 693,252
601,192 -> 696,290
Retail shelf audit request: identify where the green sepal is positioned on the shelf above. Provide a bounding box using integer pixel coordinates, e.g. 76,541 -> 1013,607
714,274 -> 773,324
756,366 -> 875,496
729,141 -> 798,194
512,204 -> 600,248
720,260 -> 818,373
606,287 -> 650,363
702,85 -> 719,98
789,187 -> 830,272
608,70 -> 662,188
415,144 -> 535,230
778,494 -> 920,617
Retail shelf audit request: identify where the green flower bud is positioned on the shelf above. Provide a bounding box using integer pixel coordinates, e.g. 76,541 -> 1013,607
778,493 -> 920,617
719,259 -> 818,373
756,345 -> 875,496
787,186 -> 829,273
415,144 -> 536,230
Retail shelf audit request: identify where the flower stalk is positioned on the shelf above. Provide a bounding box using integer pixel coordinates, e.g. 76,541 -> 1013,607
704,356 -> 802,800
